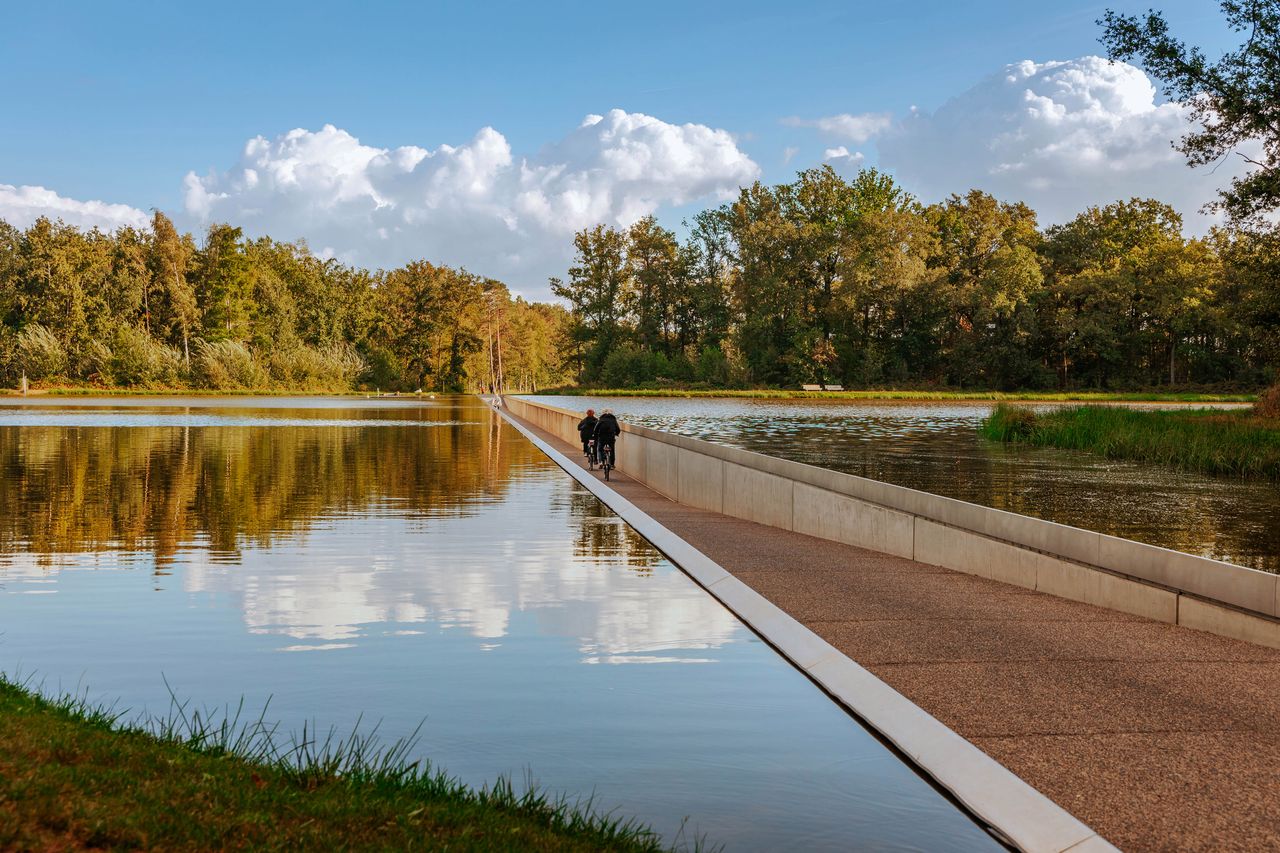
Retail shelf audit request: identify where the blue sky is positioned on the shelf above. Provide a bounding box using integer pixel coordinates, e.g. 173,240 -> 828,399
0,0 -> 1245,294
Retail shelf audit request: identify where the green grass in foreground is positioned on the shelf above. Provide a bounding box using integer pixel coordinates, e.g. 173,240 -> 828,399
0,675 -> 684,852
538,387 -> 1256,403
981,403 -> 1280,480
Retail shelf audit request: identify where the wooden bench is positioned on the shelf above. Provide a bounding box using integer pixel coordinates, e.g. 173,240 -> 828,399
822,384 -> 844,391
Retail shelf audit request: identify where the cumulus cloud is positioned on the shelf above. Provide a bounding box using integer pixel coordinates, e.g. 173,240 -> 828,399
821,146 -> 866,177
782,112 -> 892,142
876,56 -> 1253,231
0,183 -> 149,231
183,110 -> 759,294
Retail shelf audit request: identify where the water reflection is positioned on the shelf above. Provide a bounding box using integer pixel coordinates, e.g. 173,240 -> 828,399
531,396 -> 1280,573
0,396 -> 1002,850
0,399 -> 532,565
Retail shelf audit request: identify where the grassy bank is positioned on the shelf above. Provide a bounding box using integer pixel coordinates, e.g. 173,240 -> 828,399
537,387 -> 1256,403
0,676 -> 677,852
981,404 -> 1280,480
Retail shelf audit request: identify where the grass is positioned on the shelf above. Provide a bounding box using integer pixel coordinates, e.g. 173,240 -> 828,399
980,403 -> 1280,480
536,387 -> 1257,403
0,674 -> 693,852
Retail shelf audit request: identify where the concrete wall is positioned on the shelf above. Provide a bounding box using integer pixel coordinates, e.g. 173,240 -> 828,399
503,396 -> 1280,649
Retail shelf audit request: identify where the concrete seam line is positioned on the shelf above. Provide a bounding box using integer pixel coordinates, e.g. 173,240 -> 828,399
494,403 -> 1113,853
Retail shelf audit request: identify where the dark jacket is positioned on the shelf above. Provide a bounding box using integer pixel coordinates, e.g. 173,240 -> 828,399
593,413 -> 620,442
577,415 -> 598,441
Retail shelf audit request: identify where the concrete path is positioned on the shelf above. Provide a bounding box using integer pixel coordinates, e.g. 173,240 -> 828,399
514,414 -> 1280,853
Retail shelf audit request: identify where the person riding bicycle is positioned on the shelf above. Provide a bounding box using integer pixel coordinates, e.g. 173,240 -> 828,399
592,409 -> 620,467
577,409 -> 599,459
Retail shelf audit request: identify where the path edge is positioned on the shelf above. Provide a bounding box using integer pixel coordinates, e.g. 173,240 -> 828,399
494,401 -> 1115,853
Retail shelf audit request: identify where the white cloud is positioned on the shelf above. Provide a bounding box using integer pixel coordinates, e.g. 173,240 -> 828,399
821,146 -> 866,177
183,111 -> 759,295
782,145 -> 800,165
877,56 -> 1254,231
0,183 -> 149,232
782,112 -> 892,142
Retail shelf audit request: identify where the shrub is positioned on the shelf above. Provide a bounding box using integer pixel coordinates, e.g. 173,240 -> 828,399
16,324 -> 68,381
695,346 -> 730,386
601,346 -> 657,387
1256,382 -> 1280,420
193,340 -> 269,390
92,326 -> 185,387
267,343 -> 366,390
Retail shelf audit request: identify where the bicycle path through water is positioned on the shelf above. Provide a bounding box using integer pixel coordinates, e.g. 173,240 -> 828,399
507,408 -> 1280,853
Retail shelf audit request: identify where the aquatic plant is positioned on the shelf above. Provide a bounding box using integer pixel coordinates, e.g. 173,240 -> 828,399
981,404 -> 1280,480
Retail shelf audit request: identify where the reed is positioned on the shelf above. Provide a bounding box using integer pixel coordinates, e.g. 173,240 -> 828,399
981,403 -> 1280,480
0,673 -> 703,852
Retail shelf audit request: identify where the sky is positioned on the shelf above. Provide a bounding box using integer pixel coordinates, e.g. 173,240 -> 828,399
0,0 -> 1248,299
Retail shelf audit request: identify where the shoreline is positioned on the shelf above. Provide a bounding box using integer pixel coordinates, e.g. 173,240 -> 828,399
529,387 -> 1258,403
0,676 -> 671,852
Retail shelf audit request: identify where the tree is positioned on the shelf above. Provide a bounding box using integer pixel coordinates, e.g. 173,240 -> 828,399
928,191 -> 1044,388
552,225 -> 631,379
147,211 -> 197,362
193,224 -> 252,343
625,217 -> 681,355
1100,1 -> 1280,224
1043,199 -> 1192,387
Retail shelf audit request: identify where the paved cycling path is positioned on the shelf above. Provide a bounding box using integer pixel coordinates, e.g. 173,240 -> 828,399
510,412 -> 1280,853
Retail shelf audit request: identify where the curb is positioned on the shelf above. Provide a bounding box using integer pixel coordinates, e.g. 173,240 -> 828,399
494,402 -> 1116,853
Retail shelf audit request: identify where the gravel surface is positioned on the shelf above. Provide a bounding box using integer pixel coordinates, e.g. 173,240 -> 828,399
520,416 -> 1280,852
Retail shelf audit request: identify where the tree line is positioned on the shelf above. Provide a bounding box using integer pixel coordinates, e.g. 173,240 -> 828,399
553,166 -> 1279,390
0,213 -> 570,392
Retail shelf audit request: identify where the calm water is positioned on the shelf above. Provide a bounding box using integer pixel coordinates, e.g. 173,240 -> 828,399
0,396 -> 999,852
530,396 -> 1280,573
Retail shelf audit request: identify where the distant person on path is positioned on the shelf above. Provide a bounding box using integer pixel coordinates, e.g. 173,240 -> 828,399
592,409 -> 620,466
577,409 -> 598,457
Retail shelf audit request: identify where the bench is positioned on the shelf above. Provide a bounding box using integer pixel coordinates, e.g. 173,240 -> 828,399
822,384 -> 844,391
801,384 -> 823,391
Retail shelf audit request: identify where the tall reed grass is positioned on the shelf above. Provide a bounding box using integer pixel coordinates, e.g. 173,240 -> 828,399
981,403 -> 1280,480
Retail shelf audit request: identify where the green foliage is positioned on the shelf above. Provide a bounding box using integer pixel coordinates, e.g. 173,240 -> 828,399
981,404 -> 1280,479
1100,1 -> 1280,223
555,167 -> 1277,393
192,340 -> 270,390
266,343 -> 366,391
0,215 -> 568,394
95,325 -> 186,387
979,404 -> 1041,441
16,323 -> 68,380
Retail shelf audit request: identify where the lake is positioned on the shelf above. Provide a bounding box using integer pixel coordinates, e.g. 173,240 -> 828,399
528,395 -> 1280,573
0,395 -> 999,851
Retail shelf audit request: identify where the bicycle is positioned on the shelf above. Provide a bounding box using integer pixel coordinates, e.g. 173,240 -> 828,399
599,442 -> 615,481
585,439 -> 597,470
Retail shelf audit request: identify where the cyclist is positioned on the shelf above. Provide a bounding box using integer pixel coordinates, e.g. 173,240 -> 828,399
577,409 -> 599,462
592,409 -> 620,472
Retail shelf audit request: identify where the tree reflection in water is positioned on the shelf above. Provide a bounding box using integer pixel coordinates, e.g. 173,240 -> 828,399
0,399 -> 538,568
